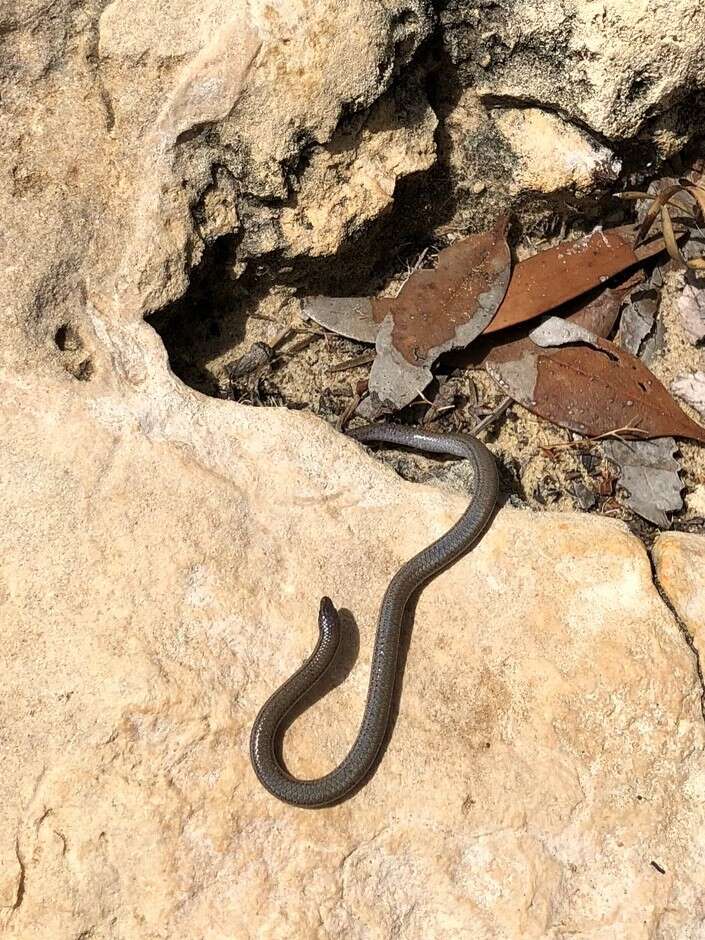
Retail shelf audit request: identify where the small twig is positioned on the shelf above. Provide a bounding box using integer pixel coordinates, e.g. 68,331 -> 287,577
410,390 -> 436,408
248,312 -> 279,322
421,403 -> 457,426
271,332 -> 323,364
393,246 -> 432,298
539,423 -> 652,453
269,325 -> 295,351
328,351 -> 376,374
470,396 -> 513,435
290,325 -> 332,337
618,190 -> 695,218
338,381 -> 369,430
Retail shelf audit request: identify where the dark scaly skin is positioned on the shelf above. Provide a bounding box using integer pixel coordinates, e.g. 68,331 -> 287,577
249,423 -> 499,807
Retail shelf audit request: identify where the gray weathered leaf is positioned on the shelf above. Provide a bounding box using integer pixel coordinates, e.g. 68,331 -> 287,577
617,288 -> 663,364
529,318 -> 598,348
602,438 -> 683,527
303,296 -> 378,344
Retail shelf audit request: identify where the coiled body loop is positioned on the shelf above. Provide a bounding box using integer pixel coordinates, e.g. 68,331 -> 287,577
250,424 -> 498,807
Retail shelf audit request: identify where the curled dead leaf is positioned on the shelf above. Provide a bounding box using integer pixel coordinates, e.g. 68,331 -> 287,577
620,179 -> 705,270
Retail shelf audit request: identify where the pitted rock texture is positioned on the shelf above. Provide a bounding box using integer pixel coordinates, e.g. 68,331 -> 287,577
2,323 -> 705,937
441,0 -> 705,144
4,0 -> 705,358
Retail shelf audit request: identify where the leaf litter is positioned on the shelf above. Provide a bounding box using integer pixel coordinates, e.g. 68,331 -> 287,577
360,217 -> 512,416
486,314 -> 705,443
158,161 -> 705,535
672,372 -> 705,418
602,438 -> 684,528
617,285 -> 664,364
308,195 -> 705,529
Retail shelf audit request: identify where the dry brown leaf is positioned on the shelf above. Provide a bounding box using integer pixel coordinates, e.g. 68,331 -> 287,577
304,225 -> 670,346
486,317 -> 705,443
483,225 -> 670,335
472,275 -> 637,371
634,184 -> 687,245
359,218 -> 511,416
621,180 -> 705,270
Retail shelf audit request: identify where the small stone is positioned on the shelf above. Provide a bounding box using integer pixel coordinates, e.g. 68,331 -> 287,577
571,480 -> 597,511
672,371 -> 705,418
678,285 -> 705,344
226,342 -> 273,379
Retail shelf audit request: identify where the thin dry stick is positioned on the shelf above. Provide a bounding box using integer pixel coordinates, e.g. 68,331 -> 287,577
328,351 -> 376,374
539,423 -> 652,453
470,396 -> 513,435
618,189 -> 695,219
269,325 -> 295,351
337,382 -> 369,430
271,331 -> 327,365
392,245 -> 432,298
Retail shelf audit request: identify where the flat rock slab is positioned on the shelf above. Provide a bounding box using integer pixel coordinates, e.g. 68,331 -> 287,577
2,330 -> 705,938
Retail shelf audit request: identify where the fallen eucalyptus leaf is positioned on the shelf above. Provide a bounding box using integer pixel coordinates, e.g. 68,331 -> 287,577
672,371 -> 705,418
472,279 -> 632,372
304,224 -> 670,351
486,317 -> 705,443
360,218 -> 511,416
303,296 -> 378,344
602,438 -> 683,528
483,224 -> 673,335
624,175 -> 705,269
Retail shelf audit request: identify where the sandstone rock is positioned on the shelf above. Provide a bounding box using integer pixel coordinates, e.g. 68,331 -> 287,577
2,324 -> 705,936
278,78 -> 438,258
441,0 -> 705,148
493,108 -> 621,196
654,532 -> 705,657
4,7 -> 705,935
5,0 -> 705,354
436,0 -> 705,231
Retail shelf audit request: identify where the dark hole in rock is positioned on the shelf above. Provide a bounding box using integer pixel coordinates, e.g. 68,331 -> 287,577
54,323 -> 82,352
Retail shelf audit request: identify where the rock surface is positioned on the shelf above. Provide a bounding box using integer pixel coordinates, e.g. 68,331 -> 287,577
2,328 -> 705,937
654,532 -> 705,658
3,2 -> 705,937
4,0 -> 705,356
